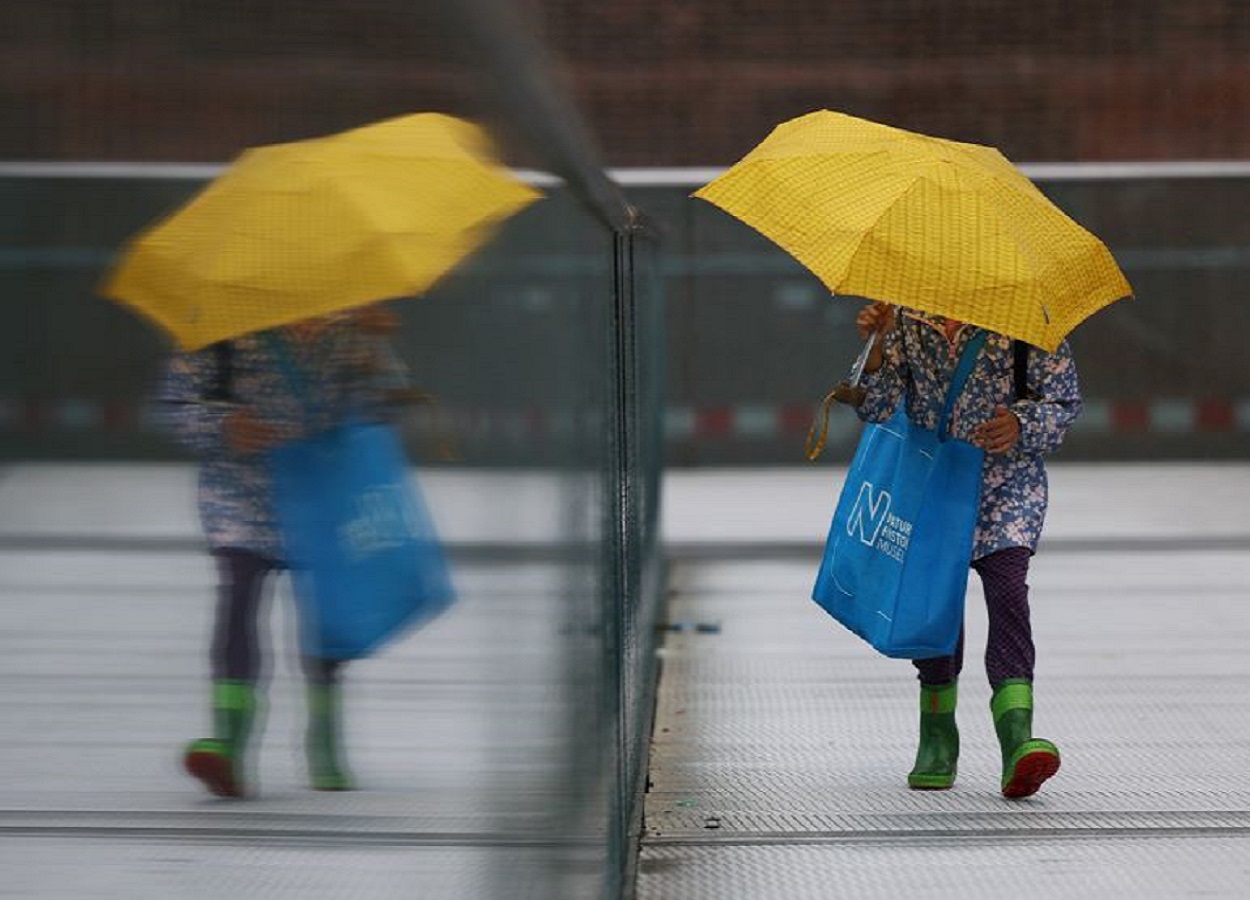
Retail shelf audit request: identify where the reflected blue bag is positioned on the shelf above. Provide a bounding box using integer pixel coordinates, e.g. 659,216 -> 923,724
264,334 -> 453,660
270,420 -> 454,660
812,332 -> 986,659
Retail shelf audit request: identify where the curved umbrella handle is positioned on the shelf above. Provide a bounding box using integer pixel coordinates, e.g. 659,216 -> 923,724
805,333 -> 878,460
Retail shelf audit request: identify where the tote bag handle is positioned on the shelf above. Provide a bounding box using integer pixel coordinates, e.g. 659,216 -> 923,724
261,331 -> 332,433
937,331 -> 987,440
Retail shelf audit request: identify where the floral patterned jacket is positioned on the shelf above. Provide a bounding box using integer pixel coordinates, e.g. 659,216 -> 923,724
157,327 -> 406,559
856,310 -> 1082,560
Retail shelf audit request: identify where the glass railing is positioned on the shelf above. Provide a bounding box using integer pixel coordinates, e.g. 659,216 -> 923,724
0,169 -> 665,900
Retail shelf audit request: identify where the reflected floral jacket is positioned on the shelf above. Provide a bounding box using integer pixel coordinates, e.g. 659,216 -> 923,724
158,327 -> 405,559
856,310 -> 1082,560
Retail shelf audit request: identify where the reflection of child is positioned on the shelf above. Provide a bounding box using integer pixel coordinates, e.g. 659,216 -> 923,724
855,302 -> 1082,799
159,307 -> 407,797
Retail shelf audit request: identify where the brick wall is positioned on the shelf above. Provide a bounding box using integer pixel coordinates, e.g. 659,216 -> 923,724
538,0 -> 1250,164
3,0 -> 1249,164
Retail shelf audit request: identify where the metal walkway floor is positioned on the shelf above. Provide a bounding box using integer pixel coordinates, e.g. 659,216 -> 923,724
0,465 -> 605,899
0,544 -> 597,899
2,464 -> 1249,898
639,464 -> 1250,899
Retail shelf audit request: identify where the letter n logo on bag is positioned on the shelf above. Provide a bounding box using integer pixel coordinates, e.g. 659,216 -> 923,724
847,481 -> 891,547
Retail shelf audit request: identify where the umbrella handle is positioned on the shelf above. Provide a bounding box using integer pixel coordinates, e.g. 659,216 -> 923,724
387,389 -> 461,462
804,380 -> 869,461
366,336 -> 460,461
804,387 -> 841,461
419,395 -> 461,462
805,332 -> 880,460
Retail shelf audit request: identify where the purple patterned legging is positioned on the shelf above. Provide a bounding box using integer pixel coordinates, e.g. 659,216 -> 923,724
211,548 -> 342,686
913,546 -> 1035,688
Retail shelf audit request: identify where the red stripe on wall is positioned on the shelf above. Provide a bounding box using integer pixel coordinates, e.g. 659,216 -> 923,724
1195,400 -> 1234,431
695,407 -> 734,437
23,400 -> 45,432
1111,402 -> 1150,432
779,405 -> 817,435
102,401 -> 136,431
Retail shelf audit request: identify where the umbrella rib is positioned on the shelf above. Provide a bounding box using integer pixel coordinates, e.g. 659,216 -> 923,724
838,173 -> 926,297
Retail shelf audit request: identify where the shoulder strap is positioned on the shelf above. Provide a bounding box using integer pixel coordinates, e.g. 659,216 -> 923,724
204,341 -> 234,402
938,330 -> 988,438
262,331 -> 327,427
1013,340 -> 1030,401
262,332 -> 306,396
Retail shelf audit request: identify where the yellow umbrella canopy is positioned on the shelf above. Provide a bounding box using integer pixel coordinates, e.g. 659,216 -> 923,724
694,110 -> 1131,351
103,113 -> 542,350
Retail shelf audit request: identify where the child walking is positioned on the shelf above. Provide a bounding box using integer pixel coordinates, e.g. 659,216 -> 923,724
854,302 -> 1082,798
159,308 -> 407,798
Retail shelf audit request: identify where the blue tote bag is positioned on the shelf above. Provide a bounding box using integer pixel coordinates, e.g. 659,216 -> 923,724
265,339 -> 454,660
812,332 -> 986,659
270,421 -> 454,660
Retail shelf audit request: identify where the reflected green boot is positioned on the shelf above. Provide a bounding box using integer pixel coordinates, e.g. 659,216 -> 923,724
993,679 -> 1061,799
307,684 -> 354,791
908,682 -> 959,790
183,680 -> 256,798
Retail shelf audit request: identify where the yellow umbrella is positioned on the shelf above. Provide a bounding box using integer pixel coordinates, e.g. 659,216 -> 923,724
694,110 -> 1130,351
103,113 -> 542,350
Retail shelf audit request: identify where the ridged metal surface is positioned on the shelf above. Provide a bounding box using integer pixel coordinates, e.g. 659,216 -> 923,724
0,549 -> 599,899
6,838 -> 572,900
647,809 -> 1250,841
638,838 -> 1250,900
642,549 -> 1250,898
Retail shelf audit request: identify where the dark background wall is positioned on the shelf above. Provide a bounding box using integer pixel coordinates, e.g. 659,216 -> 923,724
3,1 -> 1248,465
4,1 -> 1250,165
541,1 -> 1250,164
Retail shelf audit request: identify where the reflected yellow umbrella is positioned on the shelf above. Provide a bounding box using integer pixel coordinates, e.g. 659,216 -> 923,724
694,110 -> 1130,351
103,113 -> 542,350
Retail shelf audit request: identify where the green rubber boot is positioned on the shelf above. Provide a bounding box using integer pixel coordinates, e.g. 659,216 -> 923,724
307,683 -> 354,791
907,682 -> 959,790
183,680 -> 256,798
992,679 -> 1061,799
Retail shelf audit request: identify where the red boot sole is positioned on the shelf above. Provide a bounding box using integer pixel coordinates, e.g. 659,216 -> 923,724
1002,749 -> 1060,799
185,749 -> 243,798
